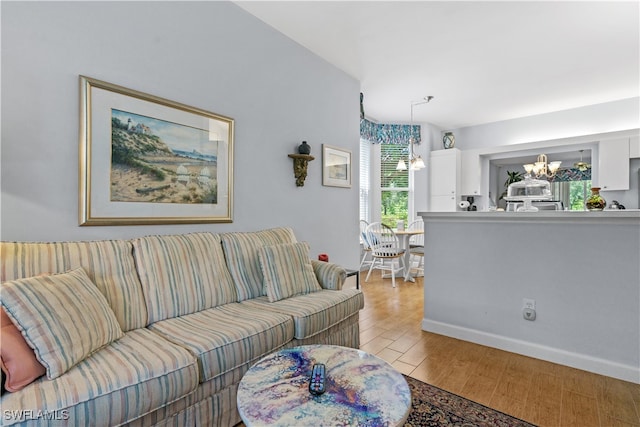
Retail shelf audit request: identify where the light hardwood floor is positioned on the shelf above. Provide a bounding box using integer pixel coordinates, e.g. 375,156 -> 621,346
354,273 -> 640,427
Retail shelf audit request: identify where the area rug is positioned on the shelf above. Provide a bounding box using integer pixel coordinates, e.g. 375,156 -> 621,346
403,375 -> 537,427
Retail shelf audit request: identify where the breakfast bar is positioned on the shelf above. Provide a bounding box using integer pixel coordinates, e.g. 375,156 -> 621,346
418,210 -> 640,384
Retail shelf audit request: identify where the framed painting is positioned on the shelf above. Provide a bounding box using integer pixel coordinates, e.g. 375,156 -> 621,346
322,144 -> 351,188
79,76 -> 234,225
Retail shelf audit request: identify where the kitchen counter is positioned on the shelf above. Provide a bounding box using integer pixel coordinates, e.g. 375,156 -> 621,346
417,210 -> 640,384
419,209 -> 640,224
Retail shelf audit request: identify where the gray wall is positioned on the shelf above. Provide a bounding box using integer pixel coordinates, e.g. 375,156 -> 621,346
449,98 -> 639,151
1,2 -> 361,267
420,214 -> 640,382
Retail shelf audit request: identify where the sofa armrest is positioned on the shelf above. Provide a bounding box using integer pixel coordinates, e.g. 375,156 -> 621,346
311,260 -> 346,290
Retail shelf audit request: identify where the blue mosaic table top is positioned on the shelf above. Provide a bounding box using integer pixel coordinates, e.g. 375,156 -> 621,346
237,345 -> 411,426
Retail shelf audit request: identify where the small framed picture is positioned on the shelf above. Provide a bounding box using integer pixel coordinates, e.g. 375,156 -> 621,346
322,144 -> 351,188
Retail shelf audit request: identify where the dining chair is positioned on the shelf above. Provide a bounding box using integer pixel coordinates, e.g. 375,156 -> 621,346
359,220 -> 375,271
364,222 -> 405,288
407,220 -> 424,276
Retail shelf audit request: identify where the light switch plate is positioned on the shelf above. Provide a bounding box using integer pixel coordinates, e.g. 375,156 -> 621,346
523,298 -> 536,310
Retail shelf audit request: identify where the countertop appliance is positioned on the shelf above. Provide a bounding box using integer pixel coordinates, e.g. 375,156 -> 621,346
504,177 -> 553,212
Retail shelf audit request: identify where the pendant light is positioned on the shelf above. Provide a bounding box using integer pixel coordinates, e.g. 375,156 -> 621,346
574,150 -> 591,171
396,96 -> 433,171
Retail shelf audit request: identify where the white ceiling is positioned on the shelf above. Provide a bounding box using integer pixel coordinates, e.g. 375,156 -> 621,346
235,1 -> 639,130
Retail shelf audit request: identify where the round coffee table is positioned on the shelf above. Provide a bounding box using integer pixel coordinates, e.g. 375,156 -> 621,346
237,345 -> 411,426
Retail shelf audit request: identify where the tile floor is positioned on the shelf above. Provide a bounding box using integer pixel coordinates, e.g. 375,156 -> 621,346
355,273 -> 640,427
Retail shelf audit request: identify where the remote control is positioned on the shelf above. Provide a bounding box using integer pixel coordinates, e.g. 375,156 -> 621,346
309,363 -> 326,395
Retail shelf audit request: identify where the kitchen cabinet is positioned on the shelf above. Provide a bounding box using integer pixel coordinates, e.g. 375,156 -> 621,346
597,138 -> 629,191
430,195 -> 457,212
461,150 -> 482,196
630,136 -> 640,159
429,149 -> 461,211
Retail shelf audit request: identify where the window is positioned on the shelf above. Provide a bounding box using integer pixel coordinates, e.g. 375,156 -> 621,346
359,139 -> 370,222
551,180 -> 591,210
549,165 -> 592,210
380,143 -> 409,227
359,140 -> 413,227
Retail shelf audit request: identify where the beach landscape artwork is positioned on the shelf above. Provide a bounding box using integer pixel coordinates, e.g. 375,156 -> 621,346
110,109 -> 219,204
80,76 -> 234,225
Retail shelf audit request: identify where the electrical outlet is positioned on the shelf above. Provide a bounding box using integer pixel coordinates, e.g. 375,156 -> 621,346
523,298 -> 535,310
523,308 -> 536,321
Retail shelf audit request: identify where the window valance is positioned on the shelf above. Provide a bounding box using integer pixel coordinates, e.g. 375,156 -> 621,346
549,168 -> 591,183
360,118 -> 420,145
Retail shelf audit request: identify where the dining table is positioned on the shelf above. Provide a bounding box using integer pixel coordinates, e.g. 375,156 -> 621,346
392,228 -> 423,282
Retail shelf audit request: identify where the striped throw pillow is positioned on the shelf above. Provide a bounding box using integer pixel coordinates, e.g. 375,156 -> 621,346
1,268 -> 124,379
257,242 -> 321,302
221,228 -> 298,301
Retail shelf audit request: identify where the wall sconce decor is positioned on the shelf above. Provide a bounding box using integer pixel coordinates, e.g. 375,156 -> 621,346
288,142 -> 314,187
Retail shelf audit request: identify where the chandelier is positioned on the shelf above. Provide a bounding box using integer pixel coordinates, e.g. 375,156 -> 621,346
523,154 -> 561,179
397,96 -> 433,171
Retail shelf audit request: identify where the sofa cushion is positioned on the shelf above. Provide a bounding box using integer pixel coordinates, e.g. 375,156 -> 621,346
0,328 -> 199,427
0,240 -> 147,332
0,308 -> 46,392
258,242 -> 321,302
241,289 -> 365,340
132,233 -> 238,324
1,268 -> 124,379
148,303 -> 294,386
221,227 -> 297,301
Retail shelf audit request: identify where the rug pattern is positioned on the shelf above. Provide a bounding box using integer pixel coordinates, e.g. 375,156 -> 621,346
403,376 -> 537,427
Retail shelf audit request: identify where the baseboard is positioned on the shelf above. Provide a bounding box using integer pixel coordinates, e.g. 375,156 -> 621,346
422,318 -> 640,384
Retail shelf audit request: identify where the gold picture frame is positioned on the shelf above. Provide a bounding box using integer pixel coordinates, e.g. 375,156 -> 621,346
79,76 -> 234,225
322,144 -> 352,188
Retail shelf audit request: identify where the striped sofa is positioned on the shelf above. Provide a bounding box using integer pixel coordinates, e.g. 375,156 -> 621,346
0,228 -> 364,426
